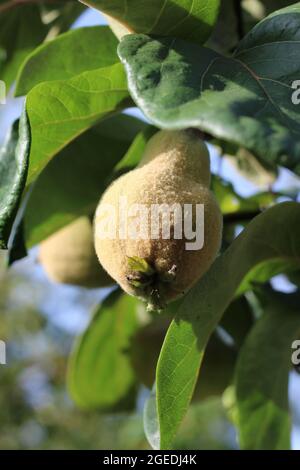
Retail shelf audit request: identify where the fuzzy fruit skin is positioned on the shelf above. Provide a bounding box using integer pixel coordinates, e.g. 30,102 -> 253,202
40,217 -> 113,288
94,130 -> 223,306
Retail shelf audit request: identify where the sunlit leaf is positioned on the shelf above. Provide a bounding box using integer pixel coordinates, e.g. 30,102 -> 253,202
25,62 -> 131,185
15,26 -> 119,96
81,0 -> 220,45
156,202 -> 300,448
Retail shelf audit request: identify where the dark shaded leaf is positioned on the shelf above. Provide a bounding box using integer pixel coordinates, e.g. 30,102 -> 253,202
235,289 -> 300,449
118,4 -> 300,175
114,125 -> 157,175
68,289 -> 141,409
0,113 -> 30,249
7,218 -> 27,266
0,3 -> 46,90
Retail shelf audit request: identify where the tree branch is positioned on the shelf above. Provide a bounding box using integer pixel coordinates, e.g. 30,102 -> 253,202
0,0 -> 75,15
224,209 -> 262,224
233,0 -> 244,41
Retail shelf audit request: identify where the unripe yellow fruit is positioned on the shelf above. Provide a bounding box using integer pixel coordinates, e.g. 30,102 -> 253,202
94,130 -> 223,308
39,217 -> 113,288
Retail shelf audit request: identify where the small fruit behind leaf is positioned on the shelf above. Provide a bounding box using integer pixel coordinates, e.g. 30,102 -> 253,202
131,297 -> 252,396
130,318 -> 236,400
94,130 -> 223,308
40,216 -> 113,288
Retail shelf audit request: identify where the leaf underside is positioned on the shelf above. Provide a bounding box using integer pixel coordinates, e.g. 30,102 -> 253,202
80,0 -> 220,45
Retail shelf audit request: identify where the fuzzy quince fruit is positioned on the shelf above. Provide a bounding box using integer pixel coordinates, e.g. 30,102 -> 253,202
94,130 -> 223,308
40,216 -> 113,288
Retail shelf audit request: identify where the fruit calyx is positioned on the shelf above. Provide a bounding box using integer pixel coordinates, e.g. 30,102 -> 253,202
126,256 -> 177,311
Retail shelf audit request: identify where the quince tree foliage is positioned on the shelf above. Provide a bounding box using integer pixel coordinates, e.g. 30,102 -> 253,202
1,0 -> 300,450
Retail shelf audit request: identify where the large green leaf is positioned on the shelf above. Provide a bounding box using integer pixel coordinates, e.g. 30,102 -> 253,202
25,62 -> 132,185
143,296 -> 253,449
24,114 -> 145,247
155,201 -> 300,449
118,3 -> 300,175
0,113 -> 30,249
81,0 -> 220,45
235,289 -> 300,450
68,290 -> 140,409
15,26 -> 119,96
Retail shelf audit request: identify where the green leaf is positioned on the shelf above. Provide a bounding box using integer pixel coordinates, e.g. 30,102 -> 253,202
25,62 -> 131,185
0,3 -> 46,90
15,26 -> 119,96
7,218 -> 27,266
68,289 -> 140,409
288,269 -> 300,287
24,114 -> 145,247
206,0 -> 239,54
118,3 -> 300,175
0,113 -> 30,249
156,201 -> 300,449
235,289 -> 300,450
114,125 -> 157,174
219,296 -> 254,350
237,258 -> 300,295
81,0 -> 220,45
143,317 -> 242,450
212,176 -> 275,216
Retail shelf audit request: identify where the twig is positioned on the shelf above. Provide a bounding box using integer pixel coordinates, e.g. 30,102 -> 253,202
0,0 -> 75,15
224,209 -> 261,224
233,0 -> 244,41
